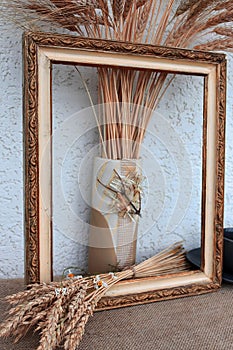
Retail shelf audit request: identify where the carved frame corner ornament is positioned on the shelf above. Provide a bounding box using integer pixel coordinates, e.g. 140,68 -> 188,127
23,31 -> 226,308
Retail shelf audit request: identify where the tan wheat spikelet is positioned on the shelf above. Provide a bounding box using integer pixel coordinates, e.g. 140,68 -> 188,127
64,300 -> 97,350
135,0 -> 151,42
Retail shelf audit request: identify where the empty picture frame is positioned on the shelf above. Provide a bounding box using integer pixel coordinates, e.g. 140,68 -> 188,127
23,31 -> 226,309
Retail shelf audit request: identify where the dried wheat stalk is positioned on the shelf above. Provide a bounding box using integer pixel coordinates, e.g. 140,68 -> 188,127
194,39 -> 233,52
0,243 -> 188,349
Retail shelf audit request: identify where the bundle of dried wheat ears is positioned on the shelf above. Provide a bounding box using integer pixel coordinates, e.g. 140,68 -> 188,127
0,243 -> 187,350
1,0 -> 233,349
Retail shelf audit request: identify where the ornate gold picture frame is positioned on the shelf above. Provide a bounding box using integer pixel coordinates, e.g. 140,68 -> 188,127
24,32 -> 226,309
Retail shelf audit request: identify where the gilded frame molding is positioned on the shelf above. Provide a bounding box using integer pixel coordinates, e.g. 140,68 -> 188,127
23,31 -> 226,309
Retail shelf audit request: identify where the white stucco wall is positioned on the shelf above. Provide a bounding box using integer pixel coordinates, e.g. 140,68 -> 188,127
1,20 -> 233,278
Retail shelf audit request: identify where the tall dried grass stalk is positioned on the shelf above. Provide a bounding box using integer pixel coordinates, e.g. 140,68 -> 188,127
0,243 -> 188,349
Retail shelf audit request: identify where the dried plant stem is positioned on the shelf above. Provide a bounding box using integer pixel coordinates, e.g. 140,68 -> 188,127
74,66 -> 108,158
155,0 -> 176,45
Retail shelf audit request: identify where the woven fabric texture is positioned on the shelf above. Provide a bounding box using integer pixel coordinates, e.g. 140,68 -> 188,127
0,279 -> 233,350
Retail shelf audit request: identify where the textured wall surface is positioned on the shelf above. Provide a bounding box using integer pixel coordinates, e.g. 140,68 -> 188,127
0,20 -> 233,278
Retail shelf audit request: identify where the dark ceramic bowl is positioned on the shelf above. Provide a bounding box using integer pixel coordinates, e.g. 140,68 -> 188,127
223,228 -> 233,275
186,228 -> 233,283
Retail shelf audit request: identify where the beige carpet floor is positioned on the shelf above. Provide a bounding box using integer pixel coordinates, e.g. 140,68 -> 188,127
0,279 -> 233,350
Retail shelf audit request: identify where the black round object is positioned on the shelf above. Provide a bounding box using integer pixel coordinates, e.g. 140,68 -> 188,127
186,228 -> 233,284
223,227 -> 233,275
